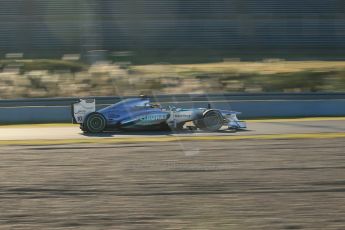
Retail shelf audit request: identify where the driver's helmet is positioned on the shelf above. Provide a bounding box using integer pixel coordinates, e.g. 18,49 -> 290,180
150,103 -> 161,108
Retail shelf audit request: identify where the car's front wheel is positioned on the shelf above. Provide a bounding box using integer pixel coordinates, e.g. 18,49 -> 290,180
84,112 -> 106,133
194,110 -> 224,132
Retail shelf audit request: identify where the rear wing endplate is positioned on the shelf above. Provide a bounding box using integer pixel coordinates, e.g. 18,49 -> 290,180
71,99 -> 96,124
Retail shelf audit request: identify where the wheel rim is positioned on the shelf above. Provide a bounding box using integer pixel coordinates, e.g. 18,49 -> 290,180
87,115 -> 105,132
204,112 -> 223,131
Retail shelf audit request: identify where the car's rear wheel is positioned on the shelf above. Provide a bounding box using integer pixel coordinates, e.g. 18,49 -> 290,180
84,112 -> 106,133
80,124 -> 88,132
194,110 -> 224,132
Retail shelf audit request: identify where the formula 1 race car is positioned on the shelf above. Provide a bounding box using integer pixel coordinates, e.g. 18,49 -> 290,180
72,97 -> 246,133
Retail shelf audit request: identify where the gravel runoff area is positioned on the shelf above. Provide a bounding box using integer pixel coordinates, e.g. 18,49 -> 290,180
0,138 -> 344,229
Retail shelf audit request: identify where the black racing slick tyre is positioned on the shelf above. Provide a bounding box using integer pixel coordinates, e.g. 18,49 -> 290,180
80,124 -> 88,132
84,112 -> 106,133
194,110 -> 224,132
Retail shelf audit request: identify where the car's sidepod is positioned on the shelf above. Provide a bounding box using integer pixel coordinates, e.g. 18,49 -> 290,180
98,98 -> 169,128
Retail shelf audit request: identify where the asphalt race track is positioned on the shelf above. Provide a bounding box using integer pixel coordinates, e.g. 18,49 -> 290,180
0,118 -> 344,143
0,118 -> 344,229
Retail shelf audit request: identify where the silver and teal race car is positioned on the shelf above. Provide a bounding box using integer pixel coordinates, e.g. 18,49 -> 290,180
72,97 -> 246,133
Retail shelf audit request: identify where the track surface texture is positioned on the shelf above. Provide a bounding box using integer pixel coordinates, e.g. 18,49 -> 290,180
0,138 -> 345,229
0,119 -> 344,142
0,118 -> 344,229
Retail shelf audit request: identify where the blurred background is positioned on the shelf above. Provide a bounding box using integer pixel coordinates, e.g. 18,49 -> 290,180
0,0 -> 345,98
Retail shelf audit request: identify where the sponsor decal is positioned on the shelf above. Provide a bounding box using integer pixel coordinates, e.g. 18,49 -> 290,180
174,114 -> 191,118
140,114 -> 167,121
74,110 -> 87,115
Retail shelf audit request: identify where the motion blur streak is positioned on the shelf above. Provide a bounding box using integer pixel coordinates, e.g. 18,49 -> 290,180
1,118 -> 344,143
0,133 -> 345,146
0,139 -> 344,229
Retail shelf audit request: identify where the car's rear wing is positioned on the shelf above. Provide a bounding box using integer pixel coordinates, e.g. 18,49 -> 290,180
71,99 -> 96,124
